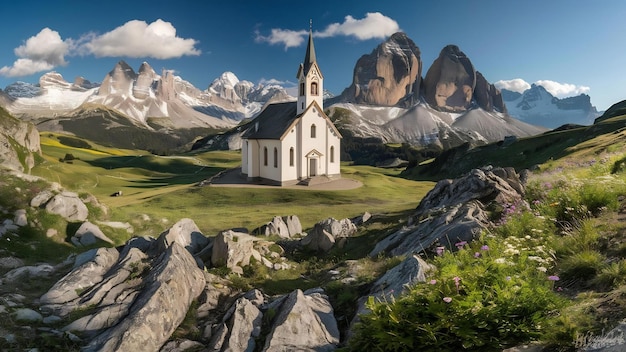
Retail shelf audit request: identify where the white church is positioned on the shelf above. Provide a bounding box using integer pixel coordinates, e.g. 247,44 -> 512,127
241,28 -> 342,186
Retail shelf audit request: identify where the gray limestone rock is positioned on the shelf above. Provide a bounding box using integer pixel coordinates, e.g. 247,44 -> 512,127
44,191 -> 89,222
370,167 -> 526,258
72,221 -> 114,247
14,308 -> 43,322
13,209 -> 27,226
263,289 -> 339,352
209,296 -> 263,352
154,218 -> 209,255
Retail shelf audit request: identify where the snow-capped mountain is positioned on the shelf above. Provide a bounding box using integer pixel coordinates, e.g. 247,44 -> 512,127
2,61 -> 294,130
502,84 -> 601,128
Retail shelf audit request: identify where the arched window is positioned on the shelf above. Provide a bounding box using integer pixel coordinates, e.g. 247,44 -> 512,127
311,82 -> 318,95
310,124 -> 316,138
273,147 -> 278,168
330,146 -> 335,163
299,82 -> 305,96
289,147 -> 294,166
263,147 -> 268,166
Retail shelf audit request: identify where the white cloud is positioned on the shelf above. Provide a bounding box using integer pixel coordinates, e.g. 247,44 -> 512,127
316,12 -> 400,40
0,28 -> 69,77
82,19 -> 200,59
494,78 -> 531,93
495,78 -> 590,98
255,29 -> 307,49
255,12 -> 400,49
534,79 -> 590,98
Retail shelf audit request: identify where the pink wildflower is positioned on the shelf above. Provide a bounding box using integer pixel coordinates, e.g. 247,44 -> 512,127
548,275 -> 560,281
429,279 -> 437,285
481,245 -> 490,251
474,252 -> 481,258
443,297 -> 452,303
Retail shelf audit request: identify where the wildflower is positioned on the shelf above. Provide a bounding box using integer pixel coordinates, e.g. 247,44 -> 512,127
443,297 -> 452,303
474,252 -> 481,258
455,241 -> 467,249
453,276 -> 461,292
436,246 -> 445,256
429,279 -> 437,285
505,276 -> 511,281
557,287 -> 563,292
494,258 -> 506,264
537,266 -> 547,273
480,245 -> 490,251
547,275 -> 560,281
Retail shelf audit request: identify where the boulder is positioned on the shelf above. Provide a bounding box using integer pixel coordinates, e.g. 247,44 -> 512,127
44,191 -> 89,222
154,218 -> 209,255
300,217 -> 357,252
71,221 -> 114,247
263,216 -> 290,238
352,255 -> 432,327
209,296 -> 263,352
263,289 -> 340,352
338,32 -> 422,106
83,242 -> 205,352
3,264 -> 55,284
370,167 -> 526,258
30,189 -> 55,208
423,45 -> 476,112
283,215 -> 303,237
14,308 -> 43,322
40,247 -> 120,307
580,320 -> 626,351
13,209 -> 27,226
212,230 -> 265,273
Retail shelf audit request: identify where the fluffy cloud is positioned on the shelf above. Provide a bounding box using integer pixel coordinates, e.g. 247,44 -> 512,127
534,80 -> 590,98
0,28 -> 69,77
255,12 -> 400,49
495,78 -> 590,98
1,20 -> 200,78
494,79 -> 531,93
81,19 -> 200,59
316,12 -> 400,40
255,29 -> 307,49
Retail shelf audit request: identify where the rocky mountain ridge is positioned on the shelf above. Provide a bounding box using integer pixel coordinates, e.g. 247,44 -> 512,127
502,84 -> 601,128
2,62 -> 293,130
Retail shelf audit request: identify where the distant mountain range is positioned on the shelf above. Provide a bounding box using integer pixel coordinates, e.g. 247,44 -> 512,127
501,84 -> 600,128
0,31 -> 601,156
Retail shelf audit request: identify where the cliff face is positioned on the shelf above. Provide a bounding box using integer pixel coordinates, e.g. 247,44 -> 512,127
339,32 -> 422,106
0,107 -> 41,173
423,45 -> 476,112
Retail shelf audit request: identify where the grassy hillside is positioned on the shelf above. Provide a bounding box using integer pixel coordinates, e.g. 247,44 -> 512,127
404,114 -> 626,180
31,133 -> 434,238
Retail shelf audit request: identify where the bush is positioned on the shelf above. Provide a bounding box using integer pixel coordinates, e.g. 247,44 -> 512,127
592,260 -> 626,290
349,236 -> 567,351
559,250 -> 605,283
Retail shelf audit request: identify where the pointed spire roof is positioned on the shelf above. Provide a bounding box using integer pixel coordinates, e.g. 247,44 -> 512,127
302,23 -> 317,76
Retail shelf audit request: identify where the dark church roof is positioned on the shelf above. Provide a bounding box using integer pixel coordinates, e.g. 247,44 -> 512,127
243,102 -> 299,139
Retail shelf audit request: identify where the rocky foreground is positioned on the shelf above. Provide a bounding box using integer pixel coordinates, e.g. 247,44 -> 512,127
1,166 -> 624,351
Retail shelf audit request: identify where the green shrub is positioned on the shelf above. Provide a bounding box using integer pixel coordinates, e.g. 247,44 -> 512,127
592,260 -> 626,290
349,236 -> 567,351
559,250 -> 605,282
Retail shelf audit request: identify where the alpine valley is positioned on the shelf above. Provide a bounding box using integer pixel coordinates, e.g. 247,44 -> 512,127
0,32 -> 599,160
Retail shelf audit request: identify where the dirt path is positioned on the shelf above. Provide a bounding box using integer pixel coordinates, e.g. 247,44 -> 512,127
207,168 -> 363,191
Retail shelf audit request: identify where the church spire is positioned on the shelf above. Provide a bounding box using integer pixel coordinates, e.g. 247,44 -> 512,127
302,21 -> 317,76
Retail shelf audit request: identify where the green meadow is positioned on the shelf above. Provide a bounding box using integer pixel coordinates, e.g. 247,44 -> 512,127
32,133 -> 435,239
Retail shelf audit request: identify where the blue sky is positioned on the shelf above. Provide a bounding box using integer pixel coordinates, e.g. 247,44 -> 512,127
0,0 -> 625,110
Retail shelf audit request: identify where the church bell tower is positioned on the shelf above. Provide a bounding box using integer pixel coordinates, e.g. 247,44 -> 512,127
296,22 -> 324,115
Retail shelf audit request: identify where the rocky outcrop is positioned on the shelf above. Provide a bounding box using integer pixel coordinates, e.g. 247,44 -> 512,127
211,230 -> 288,274
257,215 -> 303,238
370,166 -> 526,258
474,71 -> 506,113
33,190 -> 89,222
338,32 -> 422,106
300,217 -> 358,252
39,219 -> 207,352
0,107 -> 41,172
263,288 -> 340,352
423,45 -> 476,112
71,221 -> 114,246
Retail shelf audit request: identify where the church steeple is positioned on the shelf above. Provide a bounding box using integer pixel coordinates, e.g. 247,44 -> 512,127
297,21 -> 323,114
